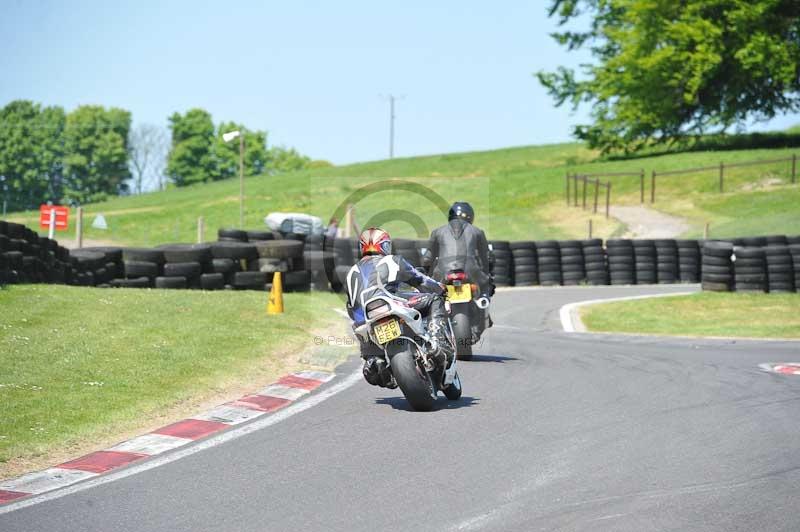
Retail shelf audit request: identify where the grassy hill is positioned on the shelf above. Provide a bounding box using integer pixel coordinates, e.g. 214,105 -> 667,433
7,141 -> 800,245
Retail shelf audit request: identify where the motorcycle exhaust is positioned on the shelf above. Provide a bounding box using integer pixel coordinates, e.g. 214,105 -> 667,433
476,297 -> 490,310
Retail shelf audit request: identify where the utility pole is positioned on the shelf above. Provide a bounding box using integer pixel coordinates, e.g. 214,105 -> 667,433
383,94 -> 404,159
389,95 -> 396,159
239,132 -> 244,227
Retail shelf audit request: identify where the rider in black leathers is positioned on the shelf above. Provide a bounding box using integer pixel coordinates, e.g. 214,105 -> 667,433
429,202 -> 493,297
346,227 -> 453,389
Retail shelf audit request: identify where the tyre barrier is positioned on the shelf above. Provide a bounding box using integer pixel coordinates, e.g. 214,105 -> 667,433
490,241 -> 512,286
677,239 -> 701,283
559,240 -> 585,286
2,219 -> 799,294
535,240 -> 561,286
510,241 -> 538,286
607,239 -> 635,285
632,239 -> 657,285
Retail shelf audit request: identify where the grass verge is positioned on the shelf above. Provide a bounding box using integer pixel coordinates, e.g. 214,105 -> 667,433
6,142 -> 800,243
0,285 -> 352,479
580,292 -> 800,339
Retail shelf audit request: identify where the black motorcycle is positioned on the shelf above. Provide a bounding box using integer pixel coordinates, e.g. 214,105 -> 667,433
443,269 -> 490,361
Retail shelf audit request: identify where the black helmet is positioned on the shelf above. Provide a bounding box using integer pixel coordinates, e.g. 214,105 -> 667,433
448,202 -> 474,223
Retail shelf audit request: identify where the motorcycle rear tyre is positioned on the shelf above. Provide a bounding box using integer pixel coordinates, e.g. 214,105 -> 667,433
451,308 -> 473,361
388,342 -> 437,411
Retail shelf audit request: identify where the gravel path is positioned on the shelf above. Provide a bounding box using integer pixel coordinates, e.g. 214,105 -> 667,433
610,205 -> 690,238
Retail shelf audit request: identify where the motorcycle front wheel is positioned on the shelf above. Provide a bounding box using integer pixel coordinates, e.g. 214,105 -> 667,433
388,341 -> 437,411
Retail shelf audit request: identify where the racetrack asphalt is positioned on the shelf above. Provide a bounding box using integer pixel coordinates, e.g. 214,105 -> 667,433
2,285 -> 799,532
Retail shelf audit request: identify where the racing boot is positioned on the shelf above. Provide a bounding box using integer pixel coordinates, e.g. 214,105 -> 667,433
362,356 -> 397,389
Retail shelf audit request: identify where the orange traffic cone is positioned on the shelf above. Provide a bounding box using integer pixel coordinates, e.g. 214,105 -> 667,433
267,272 -> 284,314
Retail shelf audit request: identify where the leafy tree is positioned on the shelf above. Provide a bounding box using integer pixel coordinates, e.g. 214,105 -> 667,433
166,109 -> 216,186
214,122 -> 270,179
166,108 -> 312,185
63,105 -> 131,204
0,100 -> 65,211
268,145 -> 311,173
537,0 -> 800,153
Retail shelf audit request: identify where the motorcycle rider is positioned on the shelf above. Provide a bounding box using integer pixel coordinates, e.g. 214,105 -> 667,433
346,227 -> 454,389
429,201 -> 494,298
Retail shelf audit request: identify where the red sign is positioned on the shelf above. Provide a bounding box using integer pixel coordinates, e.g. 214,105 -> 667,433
39,205 -> 70,231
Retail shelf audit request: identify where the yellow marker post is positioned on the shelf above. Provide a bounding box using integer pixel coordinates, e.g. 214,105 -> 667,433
267,272 -> 284,314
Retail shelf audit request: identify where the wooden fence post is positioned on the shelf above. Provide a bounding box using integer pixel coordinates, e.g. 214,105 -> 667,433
565,173 -> 570,205
651,171 -> 656,203
640,169 -> 644,203
588,219 -> 593,239
605,182 -> 611,219
197,216 -> 205,243
593,178 -> 600,213
574,176 -> 579,207
792,154 -> 796,184
75,207 -> 83,249
582,176 -> 588,210
719,161 -> 724,193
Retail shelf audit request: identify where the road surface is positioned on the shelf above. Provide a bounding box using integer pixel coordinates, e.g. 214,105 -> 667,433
2,285 -> 799,532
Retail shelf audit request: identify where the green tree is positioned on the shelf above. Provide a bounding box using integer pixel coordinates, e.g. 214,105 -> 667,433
537,0 -> 800,153
166,109 -> 216,186
0,100 -> 65,211
214,122 -> 270,179
63,105 -> 131,204
267,145 -> 311,173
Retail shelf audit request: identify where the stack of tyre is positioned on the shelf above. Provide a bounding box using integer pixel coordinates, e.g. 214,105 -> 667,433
152,244 -> 216,289
582,239 -> 607,285
68,249 -> 107,286
510,242 -> 538,286
251,239 -> 308,292
606,239 -> 635,285
71,246 -> 125,287
489,241 -> 512,286
790,241 -> 800,289
0,221 -> 74,286
655,239 -> 679,284
764,245 -> 795,293
676,240 -> 701,282
329,237 -> 359,292
765,235 -> 788,247
301,233 -> 334,290
558,240 -> 585,285
700,241 -> 734,291
632,240 -> 657,285
535,240 -> 561,286
732,246 -> 767,292
118,248 -> 163,288
217,228 -> 277,243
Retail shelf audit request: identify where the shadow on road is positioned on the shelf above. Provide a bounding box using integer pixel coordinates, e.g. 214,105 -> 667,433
375,395 -> 480,411
466,354 -> 518,363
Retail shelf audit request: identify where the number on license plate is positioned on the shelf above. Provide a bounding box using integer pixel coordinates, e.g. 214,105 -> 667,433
374,319 -> 401,344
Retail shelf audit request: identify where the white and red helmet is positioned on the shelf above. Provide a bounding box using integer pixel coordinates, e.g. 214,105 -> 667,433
359,227 -> 392,257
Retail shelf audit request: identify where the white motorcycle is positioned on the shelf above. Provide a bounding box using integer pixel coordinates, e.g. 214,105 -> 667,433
353,292 -> 463,411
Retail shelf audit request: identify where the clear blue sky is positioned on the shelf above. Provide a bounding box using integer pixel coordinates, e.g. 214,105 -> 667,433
2,0 -> 797,165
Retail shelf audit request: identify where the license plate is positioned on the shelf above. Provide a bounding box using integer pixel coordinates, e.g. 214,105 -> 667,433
374,319 -> 402,344
447,284 -> 472,303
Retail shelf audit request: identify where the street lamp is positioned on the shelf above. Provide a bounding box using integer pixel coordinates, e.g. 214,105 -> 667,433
223,129 -> 244,227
